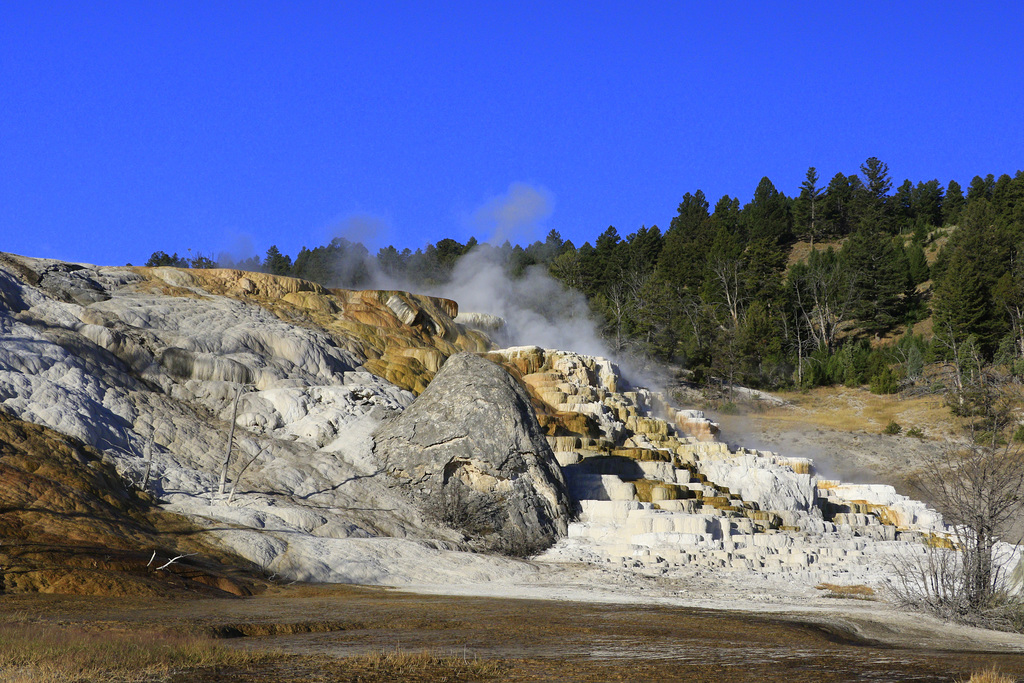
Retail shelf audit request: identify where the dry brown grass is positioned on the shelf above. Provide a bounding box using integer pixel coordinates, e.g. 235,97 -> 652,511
337,648 -> 509,679
786,239 -> 847,268
4,586 -> 1024,682
815,583 -> 876,600
758,386 -> 957,437
960,667 -> 1019,683
0,622 -> 275,682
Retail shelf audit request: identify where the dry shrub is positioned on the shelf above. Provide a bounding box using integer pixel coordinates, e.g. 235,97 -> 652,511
960,666 -> 1018,683
892,372 -> 1024,632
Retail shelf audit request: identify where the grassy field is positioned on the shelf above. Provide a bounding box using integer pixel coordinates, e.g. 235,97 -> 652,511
762,385 -> 958,438
2,584 -> 1024,682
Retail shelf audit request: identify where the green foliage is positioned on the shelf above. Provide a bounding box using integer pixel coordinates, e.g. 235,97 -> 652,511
743,176 -> 792,246
869,365 -> 900,394
841,226 -> 914,333
140,158 -> 1024,399
262,245 -> 292,276
933,249 -> 994,355
906,426 -> 925,439
905,344 -> 925,381
906,240 -> 930,284
944,179 -> 965,225
1013,425 -> 1024,443
883,420 -> 902,435
145,251 -> 189,267
792,167 -> 823,244
145,250 -> 218,269
717,401 -> 739,415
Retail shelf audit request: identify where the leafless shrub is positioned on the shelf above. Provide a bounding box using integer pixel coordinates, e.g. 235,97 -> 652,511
424,482 -> 546,558
891,371 -> 1024,631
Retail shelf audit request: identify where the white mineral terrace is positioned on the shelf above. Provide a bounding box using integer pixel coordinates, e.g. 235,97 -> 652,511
0,257 -> 1020,614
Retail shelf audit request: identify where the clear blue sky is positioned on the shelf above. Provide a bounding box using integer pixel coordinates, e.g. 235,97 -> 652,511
3,2 -> 1022,266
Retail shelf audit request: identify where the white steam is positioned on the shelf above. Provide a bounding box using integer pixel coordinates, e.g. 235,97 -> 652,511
469,182 -> 554,244
332,213 -> 391,250
429,247 -> 608,357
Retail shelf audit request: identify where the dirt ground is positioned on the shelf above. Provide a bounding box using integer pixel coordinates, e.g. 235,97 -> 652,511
4,584 -> 1024,682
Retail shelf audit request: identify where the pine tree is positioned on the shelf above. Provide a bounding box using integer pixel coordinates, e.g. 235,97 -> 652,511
822,172 -> 861,236
906,241 -> 930,284
263,245 -> 292,276
743,177 -> 792,246
944,179 -> 965,225
657,191 -> 710,290
793,167 -> 823,245
913,179 -> 944,228
842,226 -> 912,333
860,157 -> 893,232
933,250 -> 990,348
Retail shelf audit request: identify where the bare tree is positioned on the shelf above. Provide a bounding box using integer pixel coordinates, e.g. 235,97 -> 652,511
214,384 -> 248,503
894,372 -> 1024,629
706,256 -> 745,331
933,322 -> 983,414
789,249 -> 856,354
602,281 -> 629,353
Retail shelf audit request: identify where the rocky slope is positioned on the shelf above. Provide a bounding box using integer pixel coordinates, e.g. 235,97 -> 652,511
0,252 -> 1019,600
0,411 -> 261,596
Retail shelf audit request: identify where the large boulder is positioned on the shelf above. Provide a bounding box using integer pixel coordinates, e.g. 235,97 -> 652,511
372,352 -> 571,555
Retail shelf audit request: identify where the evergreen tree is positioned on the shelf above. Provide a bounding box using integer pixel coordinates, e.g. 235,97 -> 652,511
625,225 -> 663,274
913,179 -> 944,228
669,190 -> 711,236
377,245 -> 407,279
860,157 -> 893,232
967,174 -> 995,203
434,238 -> 465,272
792,167 -> 823,245
933,249 -> 992,355
743,176 -> 792,246
657,191 -> 710,289
892,180 -> 915,233
944,179 -> 965,225
822,172 -> 860,236
707,194 -> 741,237
862,157 -> 892,202
263,245 -> 292,276
906,240 -> 930,284
549,244 -> 585,291
736,299 -> 784,387
145,251 -> 188,267
841,226 -> 912,333
583,226 -> 626,295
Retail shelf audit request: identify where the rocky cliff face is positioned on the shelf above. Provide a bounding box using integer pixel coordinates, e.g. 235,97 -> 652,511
373,352 -> 570,555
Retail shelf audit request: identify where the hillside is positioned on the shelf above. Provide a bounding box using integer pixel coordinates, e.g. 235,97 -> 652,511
0,252 -> 1020,628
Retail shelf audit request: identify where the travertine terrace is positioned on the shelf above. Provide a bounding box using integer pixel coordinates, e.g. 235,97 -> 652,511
0,252 -> 1019,602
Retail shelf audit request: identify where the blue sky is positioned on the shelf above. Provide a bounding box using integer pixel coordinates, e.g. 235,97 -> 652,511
2,2 -> 1022,266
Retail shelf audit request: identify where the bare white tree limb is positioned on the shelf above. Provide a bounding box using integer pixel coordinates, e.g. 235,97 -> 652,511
155,552 -> 198,571
214,385 -> 247,504
227,447 -> 269,505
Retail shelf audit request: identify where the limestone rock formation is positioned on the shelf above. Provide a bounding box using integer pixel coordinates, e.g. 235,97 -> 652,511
2,251 -> 1018,597
373,352 -> 571,555
0,253 -> 519,588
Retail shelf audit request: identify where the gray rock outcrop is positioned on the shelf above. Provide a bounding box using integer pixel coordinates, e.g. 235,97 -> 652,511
373,352 -> 571,555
